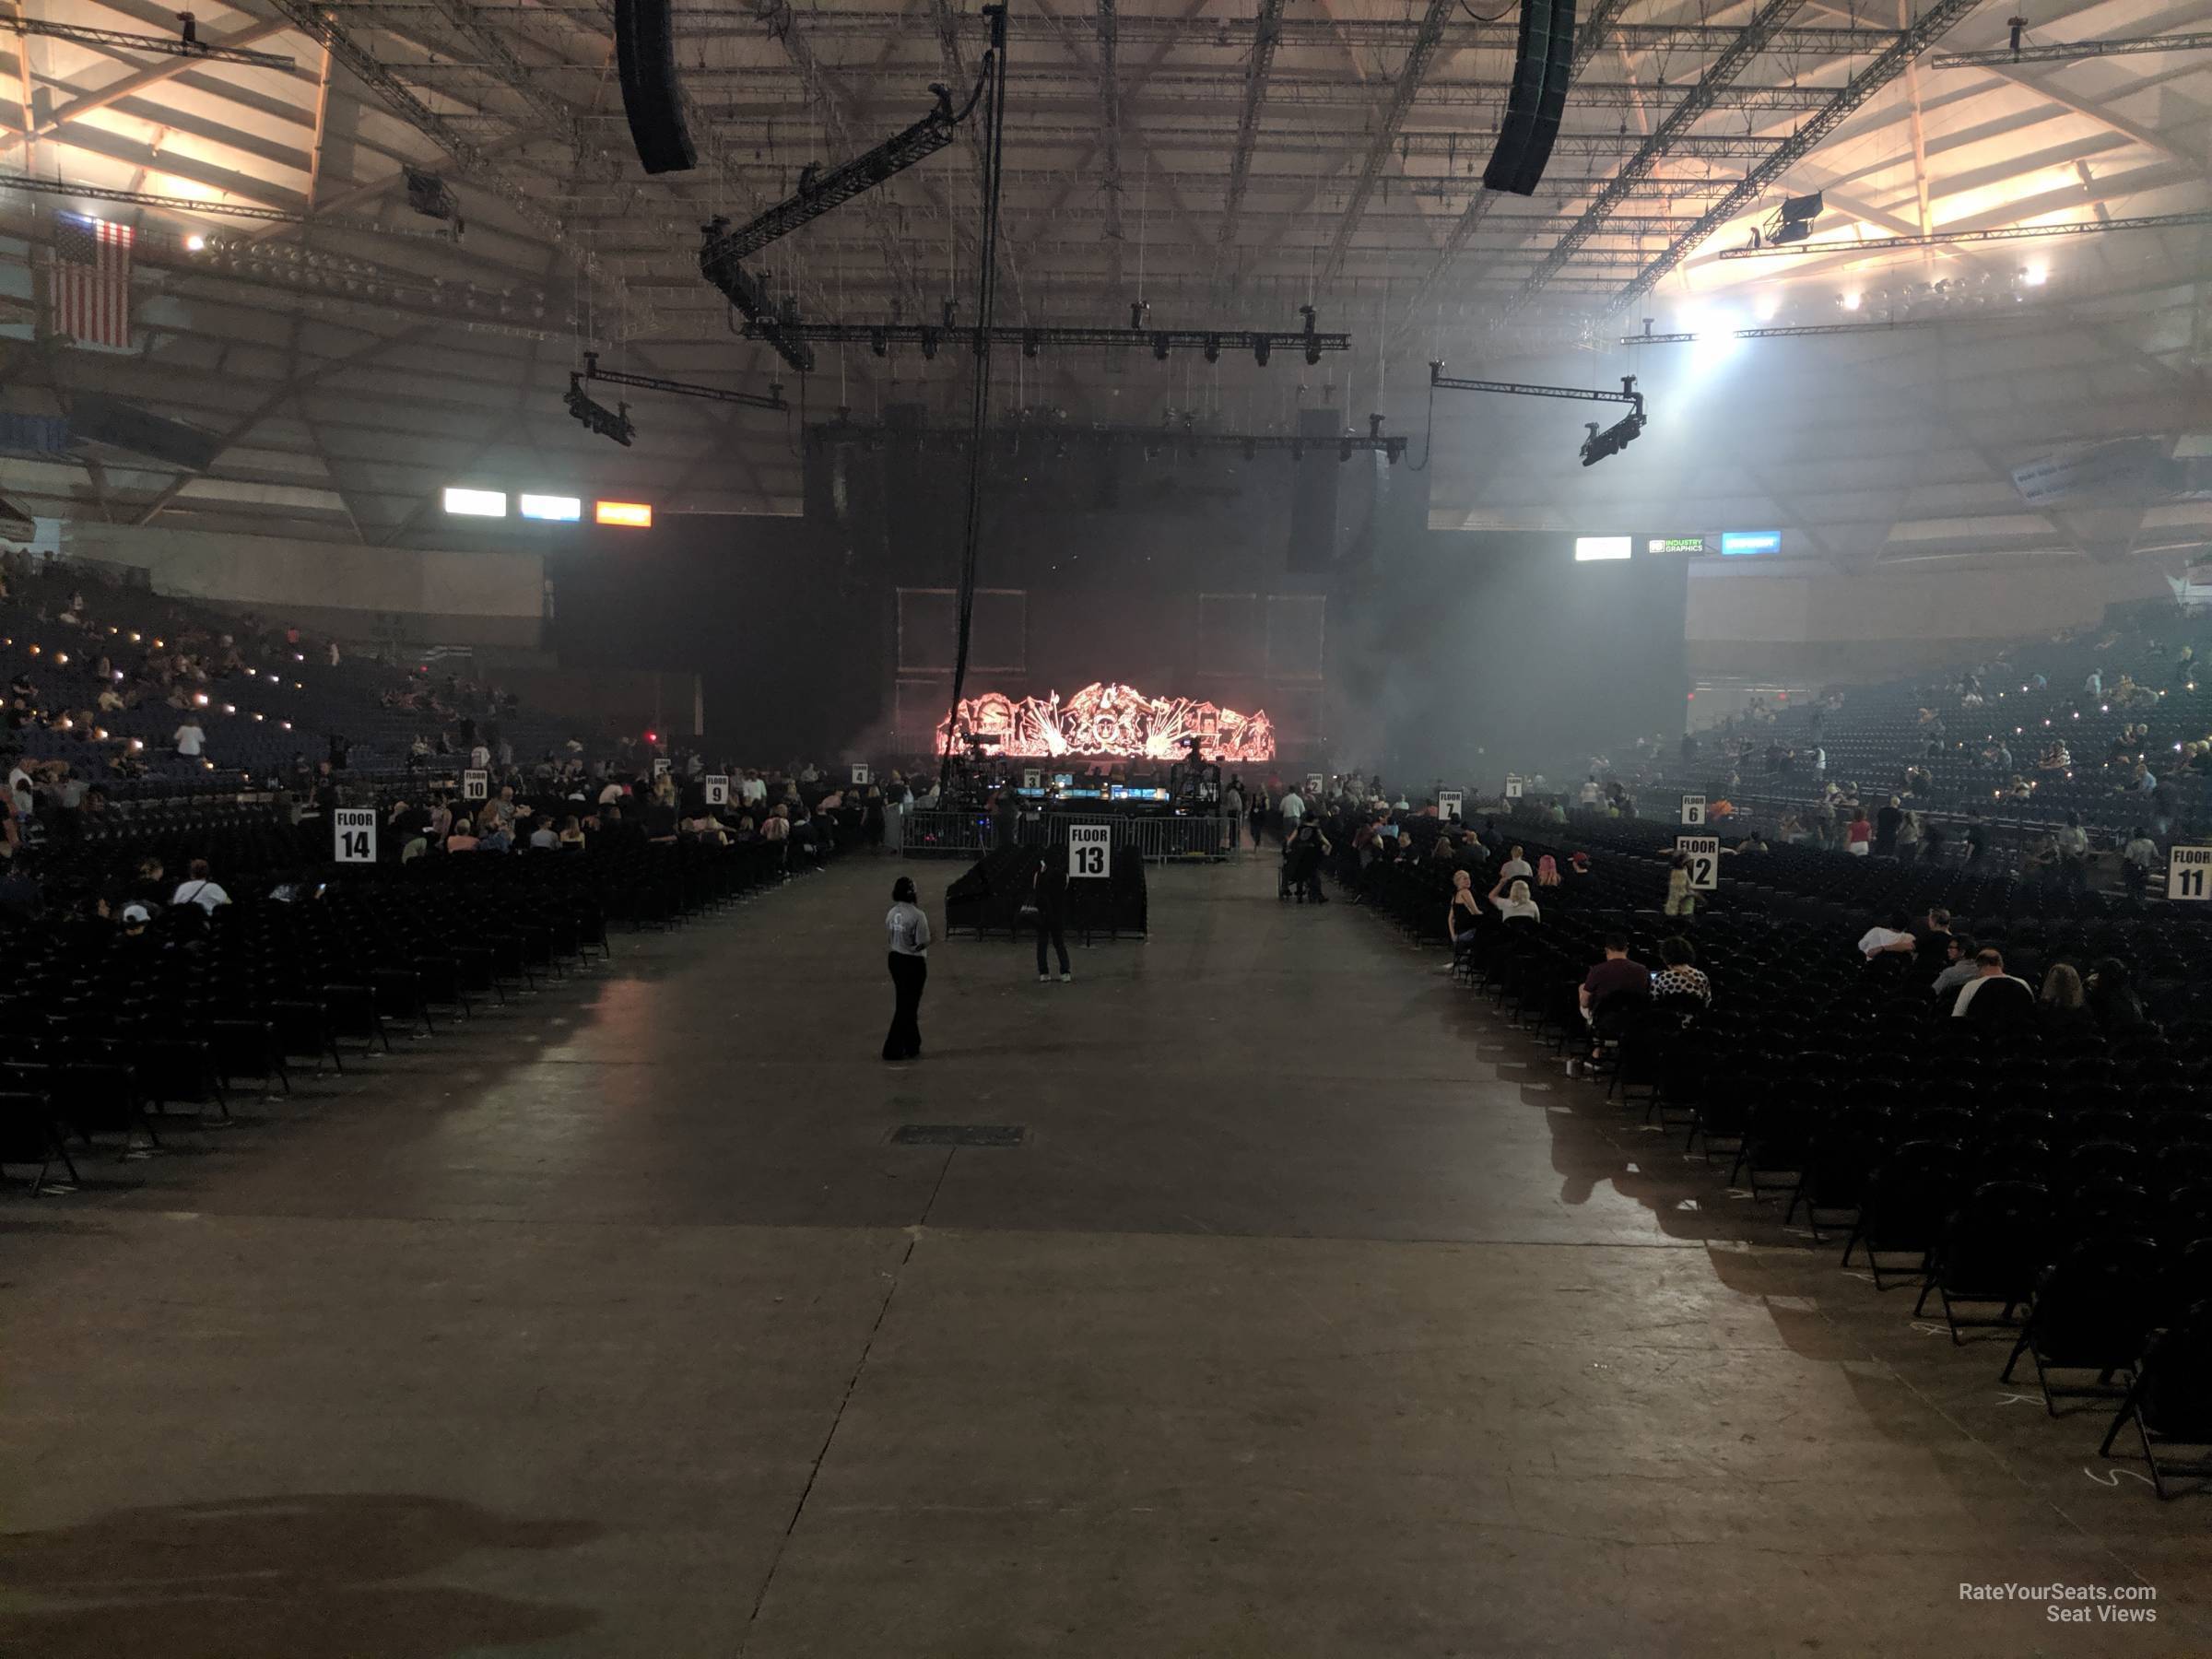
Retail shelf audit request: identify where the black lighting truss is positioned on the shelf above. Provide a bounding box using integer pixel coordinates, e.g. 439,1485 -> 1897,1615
698,231 -> 816,374
1427,363 -> 1647,467
754,316 -> 1349,364
1718,208 -> 2212,261
1934,29 -> 2212,67
565,376 -> 635,446
10,18 -> 295,68
808,414 -> 1407,463
701,77 -> 986,264
580,352 -> 786,412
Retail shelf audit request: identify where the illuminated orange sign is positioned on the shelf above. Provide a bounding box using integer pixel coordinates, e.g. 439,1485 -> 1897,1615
594,500 -> 653,527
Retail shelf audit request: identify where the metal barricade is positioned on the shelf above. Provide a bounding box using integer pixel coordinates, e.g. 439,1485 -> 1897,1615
895,809 -> 1226,862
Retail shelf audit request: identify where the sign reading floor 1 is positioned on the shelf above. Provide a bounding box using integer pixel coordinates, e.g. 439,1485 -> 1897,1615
462,769 -> 488,802
2170,845 -> 2212,900
703,775 -> 729,806
1438,789 -> 1464,821
1504,774 -> 1524,799
1681,793 -> 1706,826
333,807 -> 377,864
1677,834 -> 1721,890
1068,823 -> 1112,878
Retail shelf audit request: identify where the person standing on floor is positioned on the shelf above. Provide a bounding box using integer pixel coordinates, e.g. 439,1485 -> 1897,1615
883,876 -> 931,1062
1221,778 -> 1244,854
1033,855 -> 1072,982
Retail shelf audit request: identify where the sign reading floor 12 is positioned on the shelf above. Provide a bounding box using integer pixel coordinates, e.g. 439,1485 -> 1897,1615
333,807 -> 378,864
1681,793 -> 1706,826
1068,824 -> 1112,878
1677,834 -> 1721,890
2170,845 -> 2212,900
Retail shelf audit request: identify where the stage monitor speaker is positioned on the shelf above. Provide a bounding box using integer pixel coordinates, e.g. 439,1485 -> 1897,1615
615,0 -> 697,174
1482,0 -> 1575,196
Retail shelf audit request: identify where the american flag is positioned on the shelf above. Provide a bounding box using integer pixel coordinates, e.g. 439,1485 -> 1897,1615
50,214 -> 133,348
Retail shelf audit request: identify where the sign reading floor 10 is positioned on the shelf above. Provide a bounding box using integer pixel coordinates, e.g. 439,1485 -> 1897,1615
462,769 -> 488,801
1068,824 -> 1112,879
1677,835 -> 1721,890
333,807 -> 377,864
2170,845 -> 2212,900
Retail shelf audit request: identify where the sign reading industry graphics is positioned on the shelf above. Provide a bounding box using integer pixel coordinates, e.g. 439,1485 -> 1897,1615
936,682 -> 1276,762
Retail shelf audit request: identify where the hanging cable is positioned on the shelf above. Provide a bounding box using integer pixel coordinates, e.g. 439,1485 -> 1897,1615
938,6 -> 1011,794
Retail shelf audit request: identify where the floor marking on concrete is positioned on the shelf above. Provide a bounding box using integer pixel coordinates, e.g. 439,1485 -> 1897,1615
2083,1466 -> 2156,1488
1994,1394 -> 2040,1407
1911,1322 -> 1950,1337
740,1148 -> 956,1653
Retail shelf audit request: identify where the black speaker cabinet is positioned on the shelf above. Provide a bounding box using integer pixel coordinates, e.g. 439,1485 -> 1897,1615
1483,0 -> 1575,196
615,0 -> 697,174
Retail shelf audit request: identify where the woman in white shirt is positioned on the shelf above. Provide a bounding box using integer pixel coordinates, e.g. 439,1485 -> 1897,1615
883,876 -> 932,1061
1488,874 -> 1541,923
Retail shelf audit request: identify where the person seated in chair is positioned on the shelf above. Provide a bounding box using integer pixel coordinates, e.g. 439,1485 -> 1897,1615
1579,934 -> 1649,1062
1857,909 -> 1917,963
1950,947 -> 2034,1024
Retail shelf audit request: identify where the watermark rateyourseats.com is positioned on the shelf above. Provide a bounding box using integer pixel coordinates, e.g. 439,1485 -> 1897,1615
1960,1583 -> 2158,1625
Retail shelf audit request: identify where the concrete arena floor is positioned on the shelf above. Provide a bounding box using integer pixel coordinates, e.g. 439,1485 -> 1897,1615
1,854 -> 2206,1659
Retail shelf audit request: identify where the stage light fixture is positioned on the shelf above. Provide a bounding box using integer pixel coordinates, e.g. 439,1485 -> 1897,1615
1204,334 -> 1220,363
1252,334 -> 1272,366
565,374 -> 635,446
920,327 -> 939,360
870,327 -> 888,357
1841,290 -> 1863,311
1579,407 -> 1645,467
594,500 -> 653,527
1152,334 -> 1170,362
1338,438 -> 1353,462
2022,262 -> 2048,286
442,487 -> 507,517
1022,329 -> 1040,359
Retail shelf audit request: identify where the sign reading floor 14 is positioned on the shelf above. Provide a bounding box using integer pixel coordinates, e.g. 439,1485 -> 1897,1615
2171,845 -> 2212,900
1068,824 -> 1112,878
333,807 -> 377,864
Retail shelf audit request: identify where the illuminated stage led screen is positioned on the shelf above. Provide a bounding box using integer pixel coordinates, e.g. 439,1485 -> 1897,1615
938,682 -> 1276,763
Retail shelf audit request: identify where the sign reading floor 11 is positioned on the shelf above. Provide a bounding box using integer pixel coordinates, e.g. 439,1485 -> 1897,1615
1068,824 -> 1111,878
2171,846 -> 2212,900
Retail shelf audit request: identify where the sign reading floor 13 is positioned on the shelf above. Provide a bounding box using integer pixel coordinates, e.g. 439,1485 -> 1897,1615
2171,845 -> 2212,900
1068,824 -> 1112,878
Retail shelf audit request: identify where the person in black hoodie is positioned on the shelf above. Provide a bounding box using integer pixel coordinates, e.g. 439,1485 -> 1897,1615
2085,957 -> 2155,1035
1032,854 -> 1071,983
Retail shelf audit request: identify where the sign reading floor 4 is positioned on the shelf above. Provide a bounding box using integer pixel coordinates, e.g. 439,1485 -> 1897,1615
1068,824 -> 1112,879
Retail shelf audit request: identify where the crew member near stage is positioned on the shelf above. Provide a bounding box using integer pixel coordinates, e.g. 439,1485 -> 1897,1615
1033,855 -> 1072,983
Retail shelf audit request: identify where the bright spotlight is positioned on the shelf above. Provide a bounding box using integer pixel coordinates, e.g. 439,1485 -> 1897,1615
1840,291 -> 1863,312
2022,263 -> 2048,287
184,233 -> 207,253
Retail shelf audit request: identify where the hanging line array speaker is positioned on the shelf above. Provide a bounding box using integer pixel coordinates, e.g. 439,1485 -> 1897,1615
1482,0 -> 1575,195
615,0 -> 697,174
